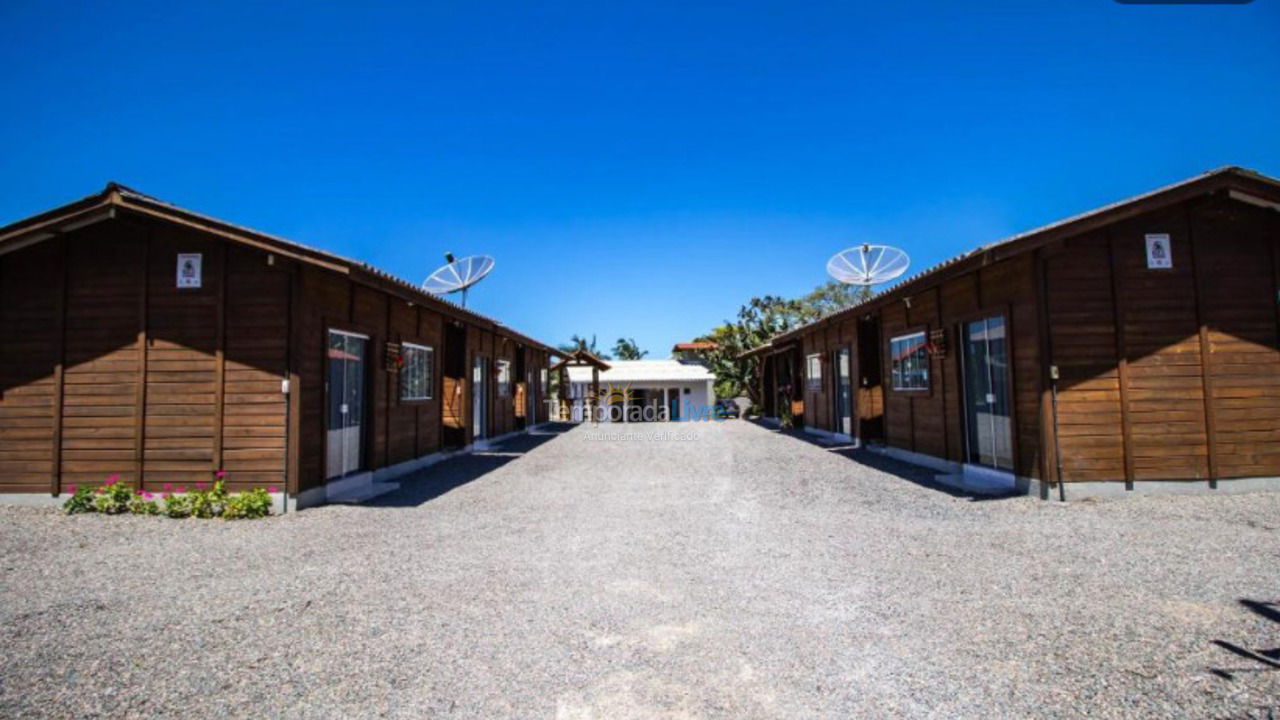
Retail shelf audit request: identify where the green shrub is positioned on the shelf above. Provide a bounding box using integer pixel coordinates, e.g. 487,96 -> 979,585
127,493 -> 160,516
64,472 -> 274,521
188,480 -> 228,519
162,492 -> 192,519
92,478 -> 135,514
223,488 -> 272,520
62,485 -> 95,514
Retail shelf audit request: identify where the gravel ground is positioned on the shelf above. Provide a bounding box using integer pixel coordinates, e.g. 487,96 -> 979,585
1,420 -> 1278,719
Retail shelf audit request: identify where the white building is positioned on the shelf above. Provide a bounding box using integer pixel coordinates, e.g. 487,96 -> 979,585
566,360 -> 716,422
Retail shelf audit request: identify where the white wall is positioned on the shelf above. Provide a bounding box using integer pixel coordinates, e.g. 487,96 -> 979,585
568,380 -> 715,422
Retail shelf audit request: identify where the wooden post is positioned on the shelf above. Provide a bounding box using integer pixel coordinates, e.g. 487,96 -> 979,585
1187,203 -> 1219,486
1033,248 -> 1060,493
934,285 -> 948,461
1108,231 -> 1136,488
212,244 -> 228,472
49,237 -> 68,495
384,294 -> 392,468
592,366 -> 600,422
285,265 -> 303,499
134,232 -> 150,488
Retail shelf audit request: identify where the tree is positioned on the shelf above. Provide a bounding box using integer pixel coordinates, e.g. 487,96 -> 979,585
557,334 -> 611,360
696,295 -> 807,411
798,280 -> 863,321
612,337 -> 648,360
693,276 -> 872,414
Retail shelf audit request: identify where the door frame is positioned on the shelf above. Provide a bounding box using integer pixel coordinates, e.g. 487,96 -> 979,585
323,326 -> 373,480
956,309 -> 1017,471
831,345 -> 853,438
471,354 -> 489,441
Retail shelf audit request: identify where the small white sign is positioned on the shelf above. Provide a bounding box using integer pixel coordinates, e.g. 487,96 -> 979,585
1145,234 -> 1172,269
176,253 -> 203,288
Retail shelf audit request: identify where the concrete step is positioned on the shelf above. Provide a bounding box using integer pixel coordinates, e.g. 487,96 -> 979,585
934,472 -> 1014,496
327,482 -> 400,504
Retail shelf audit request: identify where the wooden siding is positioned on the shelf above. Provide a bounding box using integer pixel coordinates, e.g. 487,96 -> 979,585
787,194 -> 1278,487
220,246 -> 289,489
805,252 -> 1045,477
0,239 -> 63,492
0,220 -> 292,492
1043,196 -> 1280,483
60,225 -> 146,487
0,214 -> 549,497
1193,201 -> 1280,478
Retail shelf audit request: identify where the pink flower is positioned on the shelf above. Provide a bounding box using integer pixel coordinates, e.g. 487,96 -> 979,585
267,487 -> 279,493
161,492 -> 170,499
141,491 -> 153,500
215,470 -> 226,478
175,486 -> 186,494
66,485 -> 76,493
195,482 -> 206,490
105,477 -> 117,486
163,483 -> 173,491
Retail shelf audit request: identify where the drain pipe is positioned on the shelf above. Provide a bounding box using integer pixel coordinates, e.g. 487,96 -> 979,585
1049,365 -> 1066,502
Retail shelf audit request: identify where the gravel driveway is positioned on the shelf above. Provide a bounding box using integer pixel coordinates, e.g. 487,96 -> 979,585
1,421 -> 1277,719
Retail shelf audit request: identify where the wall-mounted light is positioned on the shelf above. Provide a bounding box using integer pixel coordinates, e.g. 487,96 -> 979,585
903,296 -> 913,309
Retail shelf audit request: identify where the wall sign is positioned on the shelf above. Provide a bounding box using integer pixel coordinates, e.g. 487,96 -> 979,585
176,253 -> 203,288
928,328 -> 948,358
385,341 -> 403,373
1145,234 -> 1172,269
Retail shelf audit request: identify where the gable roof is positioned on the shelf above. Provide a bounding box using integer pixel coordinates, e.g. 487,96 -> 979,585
548,348 -> 612,372
0,182 -> 558,354
743,165 -> 1280,358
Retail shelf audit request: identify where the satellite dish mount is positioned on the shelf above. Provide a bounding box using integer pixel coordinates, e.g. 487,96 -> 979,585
422,253 -> 495,308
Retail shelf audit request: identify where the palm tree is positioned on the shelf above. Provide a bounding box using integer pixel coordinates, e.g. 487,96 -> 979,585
558,334 -> 611,360
612,337 -> 648,360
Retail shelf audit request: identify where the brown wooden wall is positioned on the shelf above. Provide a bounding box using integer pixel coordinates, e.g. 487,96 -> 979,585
0,218 -> 291,494
796,251 -> 1043,478
294,264 -> 547,492
1045,196 -> 1280,483
791,193 -> 1279,487
0,214 -> 550,498
295,266 -> 454,492
0,238 -> 63,492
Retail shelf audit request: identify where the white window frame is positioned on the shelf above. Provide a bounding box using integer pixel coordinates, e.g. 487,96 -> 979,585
399,342 -> 434,401
496,359 -> 512,397
806,353 -> 823,393
890,331 -> 930,391
540,368 -> 549,395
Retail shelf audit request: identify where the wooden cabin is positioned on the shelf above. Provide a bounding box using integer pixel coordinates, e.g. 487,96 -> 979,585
749,167 -> 1280,498
0,184 -> 555,509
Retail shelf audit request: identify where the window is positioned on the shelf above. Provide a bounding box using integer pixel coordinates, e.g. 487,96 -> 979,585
540,368 -> 548,395
890,331 -> 929,390
806,353 -> 822,392
399,343 -> 434,401
496,360 -> 511,397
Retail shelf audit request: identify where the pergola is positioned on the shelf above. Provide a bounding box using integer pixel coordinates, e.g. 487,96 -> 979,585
548,349 -> 611,421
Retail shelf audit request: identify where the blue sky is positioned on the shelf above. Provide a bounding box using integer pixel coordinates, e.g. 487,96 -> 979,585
1,1 -> 1277,355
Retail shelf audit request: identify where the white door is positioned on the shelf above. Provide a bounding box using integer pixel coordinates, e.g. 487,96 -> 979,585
962,316 -> 1013,470
326,330 -> 368,479
472,356 -> 488,439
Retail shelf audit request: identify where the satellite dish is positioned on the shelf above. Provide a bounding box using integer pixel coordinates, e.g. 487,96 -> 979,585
827,244 -> 910,287
422,253 -> 495,307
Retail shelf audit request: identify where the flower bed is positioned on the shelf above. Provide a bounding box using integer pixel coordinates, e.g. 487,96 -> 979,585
63,473 -> 275,520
